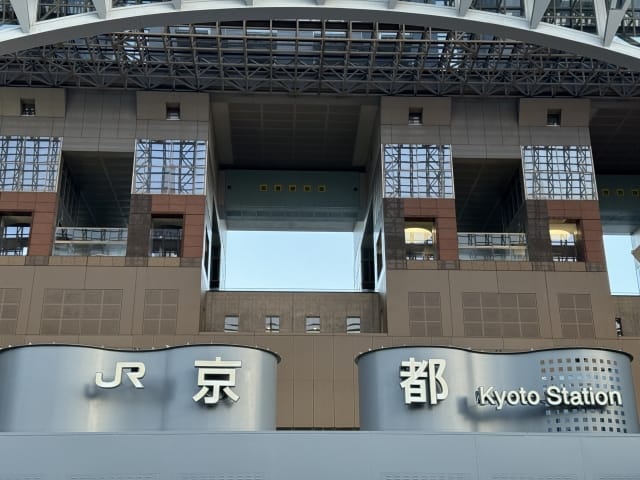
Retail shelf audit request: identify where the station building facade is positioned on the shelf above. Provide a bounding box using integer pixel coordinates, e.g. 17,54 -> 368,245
0,0 -> 638,447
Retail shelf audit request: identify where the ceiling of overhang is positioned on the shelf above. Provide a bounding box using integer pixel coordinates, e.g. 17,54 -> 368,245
0,22 -> 639,97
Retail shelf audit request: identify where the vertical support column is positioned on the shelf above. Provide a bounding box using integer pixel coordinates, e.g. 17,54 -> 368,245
525,200 -> 553,262
126,194 -> 152,259
383,198 -> 406,270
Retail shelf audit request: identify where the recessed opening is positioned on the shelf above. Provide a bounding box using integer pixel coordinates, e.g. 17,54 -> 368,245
604,234 -> 640,295
224,231 -> 355,291
20,99 -> 36,116
346,316 -> 361,333
224,315 -> 239,332
549,221 -> 580,262
150,216 -> 183,257
0,214 -> 31,256
165,102 -> 181,120
265,315 -> 280,333
305,316 -> 321,333
546,109 -> 562,126
405,220 -> 436,261
408,107 -> 423,125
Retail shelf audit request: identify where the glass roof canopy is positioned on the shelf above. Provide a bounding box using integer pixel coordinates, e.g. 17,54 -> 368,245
0,20 -> 638,97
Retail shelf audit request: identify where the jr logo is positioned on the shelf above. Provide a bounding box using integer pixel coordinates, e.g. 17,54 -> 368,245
399,358 -> 448,405
95,362 -> 146,389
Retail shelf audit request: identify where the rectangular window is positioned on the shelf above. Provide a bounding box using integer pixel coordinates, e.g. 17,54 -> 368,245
405,220 -> 435,260
549,221 -> 579,262
0,214 -> 31,256
149,216 -> 183,257
0,136 -> 62,192
265,315 -> 280,333
383,144 -> 454,199
346,316 -> 361,333
133,139 -> 207,195
20,99 -> 36,116
165,103 -> 181,120
521,146 -> 596,200
305,316 -> 320,333
224,315 -> 239,332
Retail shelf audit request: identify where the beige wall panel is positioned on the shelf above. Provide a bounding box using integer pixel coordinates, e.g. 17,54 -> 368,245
544,272 -> 616,339
519,98 -> 590,127
0,266 -> 35,335
75,335 -> 135,348
293,335 -> 315,380
313,335 -> 334,381
30,266 -> 86,335
254,334 -> 294,380
0,335 -> 26,346
83,266 -> 138,335
132,267 -> 202,335
502,338 -> 556,350
136,120 -> 205,141
495,271 -> 552,338
314,379 -> 335,427
293,379 -> 314,427
448,270 -> 500,337
0,117 -> 60,137
334,378 -> 356,427
333,335 -> 358,381
0,88 -> 65,117
385,269 -> 452,337
380,97 -> 451,125
524,126 -> 588,146
277,379 -> 294,427
63,90 -> 136,152
136,92 -> 209,122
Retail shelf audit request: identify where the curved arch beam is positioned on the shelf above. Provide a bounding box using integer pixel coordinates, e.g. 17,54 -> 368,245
0,1 -> 639,69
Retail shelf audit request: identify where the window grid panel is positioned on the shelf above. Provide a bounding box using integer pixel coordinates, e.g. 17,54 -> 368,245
383,144 -> 454,199
521,145 -> 596,200
143,289 -> 178,335
41,289 -> 122,335
0,136 -> 62,192
133,139 -> 207,195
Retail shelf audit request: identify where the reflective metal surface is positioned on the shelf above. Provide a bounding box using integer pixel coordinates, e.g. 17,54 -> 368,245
357,346 -> 639,433
0,344 -> 279,432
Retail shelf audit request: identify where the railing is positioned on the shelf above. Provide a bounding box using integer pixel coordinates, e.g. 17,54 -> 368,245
458,233 -> 528,261
405,239 -> 435,261
53,227 -> 127,256
150,228 -> 182,257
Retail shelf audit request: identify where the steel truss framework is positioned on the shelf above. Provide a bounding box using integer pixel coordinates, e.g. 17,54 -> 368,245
521,145 -> 597,200
0,22 -> 638,96
133,139 -> 207,195
383,144 -> 454,199
0,136 -> 61,192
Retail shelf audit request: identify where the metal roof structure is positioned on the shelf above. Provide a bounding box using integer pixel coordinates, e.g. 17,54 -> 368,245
0,1 -> 639,96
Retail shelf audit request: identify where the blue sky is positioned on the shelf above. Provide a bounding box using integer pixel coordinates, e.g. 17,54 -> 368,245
224,231 -> 356,291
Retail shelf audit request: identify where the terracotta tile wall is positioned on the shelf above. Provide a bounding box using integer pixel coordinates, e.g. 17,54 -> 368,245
0,192 -> 57,256
151,194 -> 205,259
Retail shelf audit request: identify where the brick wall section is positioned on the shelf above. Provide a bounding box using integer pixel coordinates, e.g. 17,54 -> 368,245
525,200 -> 553,262
151,194 -> 205,258
126,194 -> 152,257
403,198 -> 458,261
0,192 -> 57,256
546,200 -> 605,266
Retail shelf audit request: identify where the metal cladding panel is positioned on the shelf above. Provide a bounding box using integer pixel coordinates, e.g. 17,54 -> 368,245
0,345 -> 278,432
357,347 -> 639,433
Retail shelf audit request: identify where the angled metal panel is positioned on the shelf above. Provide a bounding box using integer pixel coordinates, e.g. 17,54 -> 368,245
524,0 -> 551,28
457,0 -> 473,16
604,0 -> 632,46
91,0 -> 110,19
8,0 -> 37,32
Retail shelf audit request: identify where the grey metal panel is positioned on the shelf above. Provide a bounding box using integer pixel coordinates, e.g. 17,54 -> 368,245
0,431 -> 640,480
357,347 -> 639,433
0,345 -> 278,432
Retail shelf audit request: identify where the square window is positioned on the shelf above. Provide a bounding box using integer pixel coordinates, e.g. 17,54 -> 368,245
265,315 -> 280,333
408,107 -> 423,125
346,316 -> 361,333
259,184 -> 268,192
166,103 -> 181,120
274,184 -> 283,192
224,315 -> 239,332
20,99 -> 36,116
288,185 -> 296,192
303,185 -> 312,192
305,316 -> 320,333
546,109 -> 561,126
